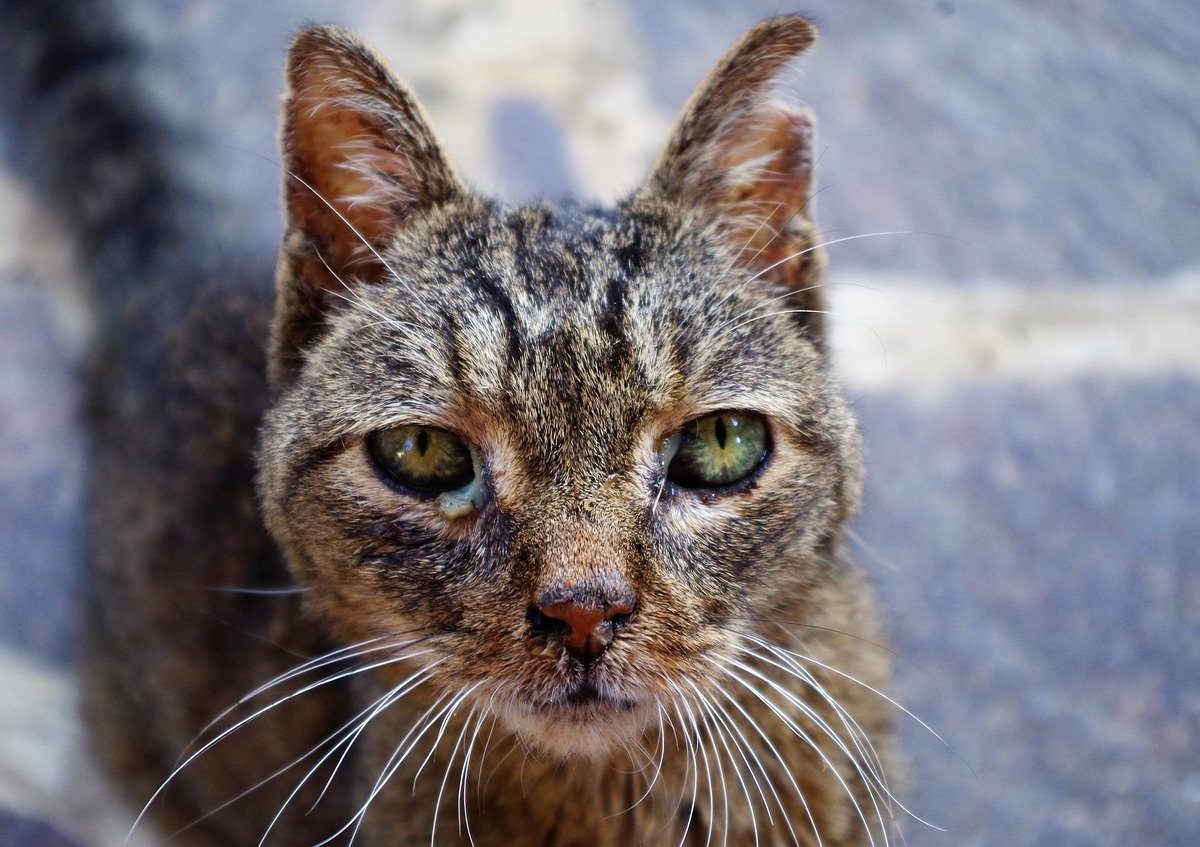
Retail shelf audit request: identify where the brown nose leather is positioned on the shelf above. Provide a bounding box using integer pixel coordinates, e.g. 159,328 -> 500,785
535,597 -> 635,660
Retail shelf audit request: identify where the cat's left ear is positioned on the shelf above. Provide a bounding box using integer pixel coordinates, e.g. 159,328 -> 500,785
639,16 -> 827,342
274,26 -> 465,381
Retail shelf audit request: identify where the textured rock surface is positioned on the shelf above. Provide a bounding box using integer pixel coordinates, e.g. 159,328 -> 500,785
1,1 -> 1197,845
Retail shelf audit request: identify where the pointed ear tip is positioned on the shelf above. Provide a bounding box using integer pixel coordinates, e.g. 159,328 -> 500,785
287,24 -> 360,68
753,14 -> 819,50
787,103 -> 818,128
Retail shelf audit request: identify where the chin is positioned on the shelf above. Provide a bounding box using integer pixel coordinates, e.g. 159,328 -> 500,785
499,691 -> 656,759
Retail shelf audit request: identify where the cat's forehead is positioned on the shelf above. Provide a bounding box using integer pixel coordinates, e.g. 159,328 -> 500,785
323,200 -> 822,446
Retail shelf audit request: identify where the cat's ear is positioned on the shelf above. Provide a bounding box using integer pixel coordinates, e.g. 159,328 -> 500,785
640,16 -> 827,342
274,26 -> 464,379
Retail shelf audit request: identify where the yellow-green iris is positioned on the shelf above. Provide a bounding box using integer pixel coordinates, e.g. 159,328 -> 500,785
667,412 -> 769,488
367,426 -> 475,494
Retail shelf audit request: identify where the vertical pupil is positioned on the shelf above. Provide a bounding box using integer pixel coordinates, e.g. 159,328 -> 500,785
415,429 -> 430,456
714,416 -> 728,450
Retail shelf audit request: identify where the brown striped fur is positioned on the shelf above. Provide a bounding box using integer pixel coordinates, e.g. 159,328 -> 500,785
79,15 -> 897,846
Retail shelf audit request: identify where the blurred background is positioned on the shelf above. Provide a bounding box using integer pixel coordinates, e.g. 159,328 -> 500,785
0,1 -> 1197,845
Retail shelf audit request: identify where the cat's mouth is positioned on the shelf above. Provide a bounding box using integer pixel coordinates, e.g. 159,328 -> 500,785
499,679 -> 652,757
529,681 -> 640,719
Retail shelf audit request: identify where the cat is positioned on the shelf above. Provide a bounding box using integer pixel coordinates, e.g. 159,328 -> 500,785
4,2 -> 897,844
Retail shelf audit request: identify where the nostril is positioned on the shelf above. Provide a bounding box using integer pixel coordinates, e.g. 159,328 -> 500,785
526,604 -> 568,638
609,610 -> 632,632
529,596 -> 638,662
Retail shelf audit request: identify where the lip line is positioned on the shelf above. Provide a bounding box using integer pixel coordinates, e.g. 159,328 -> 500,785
524,680 -> 638,711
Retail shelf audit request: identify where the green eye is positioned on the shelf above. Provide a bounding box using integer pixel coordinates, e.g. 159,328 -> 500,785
367,426 -> 476,495
665,412 -> 769,489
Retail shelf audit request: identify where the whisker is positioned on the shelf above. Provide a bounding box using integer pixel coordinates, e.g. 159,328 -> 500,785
739,647 -> 900,841
754,638 -> 948,748
609,702 -> 670,818
713,679 -> 819,847
255,663 -> 442,847
130,644 -> 435,839
743,640 -> 895,785
741,637 -> 947,831
169,663 -> 437,839
176,636 -> 393,763
716,230 -> 911,313
732,615 -> 909,664
721,660 -> 882,847
458,705 -> 491,847
313,689 -> 455,847
672,682 -> 717,847
664,694 -> 699,847
203,585 -> 311,596
332,681 -> 484,847
692,686 -> 765,847
430,703 -> 479,847
689,684 -> 732,847
316,254 -> 419,340
283,167 -> 415,299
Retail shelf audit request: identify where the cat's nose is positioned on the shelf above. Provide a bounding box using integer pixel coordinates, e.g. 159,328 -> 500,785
528,588 -> 636,662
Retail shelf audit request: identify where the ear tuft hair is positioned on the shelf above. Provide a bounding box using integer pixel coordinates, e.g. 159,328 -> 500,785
273,25 -> 465,383
639,16 -> 828,343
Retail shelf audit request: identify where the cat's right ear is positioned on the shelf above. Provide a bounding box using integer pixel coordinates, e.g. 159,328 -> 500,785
274,26 -> 464,382
636,16 -> 829,344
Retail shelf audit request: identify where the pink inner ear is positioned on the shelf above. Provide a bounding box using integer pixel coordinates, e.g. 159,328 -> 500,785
285,73 -> 413,286
711,106 -> 815,269
280,28 -> 462,296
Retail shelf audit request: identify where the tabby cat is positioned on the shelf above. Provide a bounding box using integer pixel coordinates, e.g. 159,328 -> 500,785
5,3 -> 897,844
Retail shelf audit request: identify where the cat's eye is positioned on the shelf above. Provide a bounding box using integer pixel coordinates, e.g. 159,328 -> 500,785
664,412 -> 770,489
367,426 -> 476,495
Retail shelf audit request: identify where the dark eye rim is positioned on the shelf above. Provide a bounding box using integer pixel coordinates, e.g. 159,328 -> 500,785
663,410 -> 773,494
364,426 -> 476,498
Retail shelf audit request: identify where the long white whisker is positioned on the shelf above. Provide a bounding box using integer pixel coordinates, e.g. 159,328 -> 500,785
745,640 -> 893,785
283,167 -> 412,296
314,688 -> 457,847
700,681 -> 772,835
743,638 -> 943,831
716,230 -> 910,312
743,231 -> 911,290
430,703 -> 479,847
673,684 -> 716,847
690,685 -> 731,847
671,696 -> 700,847
738,648 -> 896,843
315,252 -> 417,339
722,662 -> 880,847
757,638 -> 947,747
339,681 -> 483,847
459,705 -> 491,847
169,662 -> 436,839
307,663 -> 446,814
256,664 -> 440,846
610,702 -> 669,817
178,636 -> 393,762
129,645 -> 436,838
693,687 -> 763,847
714,683 -> 817,847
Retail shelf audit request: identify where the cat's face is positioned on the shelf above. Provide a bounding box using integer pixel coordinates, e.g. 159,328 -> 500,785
258,18 -> 860,757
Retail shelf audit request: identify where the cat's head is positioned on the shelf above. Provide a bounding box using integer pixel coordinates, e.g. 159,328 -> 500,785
257,16 -> 861,757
